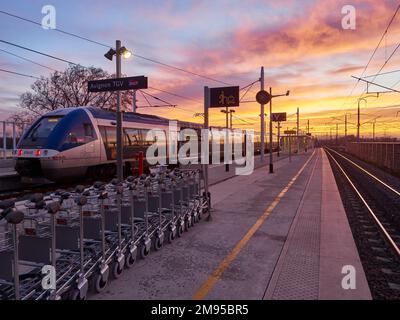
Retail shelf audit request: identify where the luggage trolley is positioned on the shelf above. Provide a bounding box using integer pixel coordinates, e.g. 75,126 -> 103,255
0,166 -> 211,300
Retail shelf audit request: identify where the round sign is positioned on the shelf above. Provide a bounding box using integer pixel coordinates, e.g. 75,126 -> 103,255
256,90 -> 271,104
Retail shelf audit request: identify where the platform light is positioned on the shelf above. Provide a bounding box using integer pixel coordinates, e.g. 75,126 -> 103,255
104,48 -> 116,61
104,47 -> 132,61
120,47 -> 132,59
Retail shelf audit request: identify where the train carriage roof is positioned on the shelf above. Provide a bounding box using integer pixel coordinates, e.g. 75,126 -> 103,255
44,106 -> 203,129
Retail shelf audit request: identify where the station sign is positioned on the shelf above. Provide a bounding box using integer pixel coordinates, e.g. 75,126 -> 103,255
271,112 -> 287,122
256,90 -> 272,104
88,76 -> 148,92
209,86 -> 240,108
284,130 -> 296,135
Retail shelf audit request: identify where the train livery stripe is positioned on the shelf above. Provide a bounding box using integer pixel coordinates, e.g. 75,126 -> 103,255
192,150 -> 317,300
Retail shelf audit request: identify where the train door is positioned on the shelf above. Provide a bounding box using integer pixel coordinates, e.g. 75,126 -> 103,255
83,123 -> 97,158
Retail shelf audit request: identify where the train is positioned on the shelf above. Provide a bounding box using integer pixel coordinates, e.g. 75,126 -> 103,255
14,107 -> 267,182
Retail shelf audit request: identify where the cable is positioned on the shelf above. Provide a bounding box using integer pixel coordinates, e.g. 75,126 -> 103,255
0,40 -> 78,65
0,10 -> 237,86
148,86 -> 201,103
0,48 -> 58,71
0,68 -> 40,79
0,43 -> 203,112
232,114 -> 253,125
0,10 -> 109,48
240,80 -> 258,102
139,90 -> 175,107
362,68 -> 400,78
344,4 -> 400,105
0,39 -> 261,120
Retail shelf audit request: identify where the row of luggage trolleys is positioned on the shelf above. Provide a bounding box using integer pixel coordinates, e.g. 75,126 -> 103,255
0,168 -> 210,300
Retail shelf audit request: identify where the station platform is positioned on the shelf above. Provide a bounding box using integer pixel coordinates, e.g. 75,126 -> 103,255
92,148 -> 371,300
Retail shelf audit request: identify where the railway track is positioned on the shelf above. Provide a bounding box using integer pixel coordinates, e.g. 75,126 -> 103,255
325,147 -> 400,299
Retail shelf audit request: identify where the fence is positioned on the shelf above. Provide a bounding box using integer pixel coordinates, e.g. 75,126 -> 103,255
346,142 -> 400,173
0,121 -> 29,159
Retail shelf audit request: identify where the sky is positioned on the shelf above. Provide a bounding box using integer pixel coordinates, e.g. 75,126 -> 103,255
1,0 -> 400,139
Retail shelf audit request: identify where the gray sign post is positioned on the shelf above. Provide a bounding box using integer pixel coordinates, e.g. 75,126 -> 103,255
203,86 -> 211,219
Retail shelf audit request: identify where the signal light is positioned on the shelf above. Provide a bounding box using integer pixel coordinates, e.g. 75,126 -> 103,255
17,149 -> 23,156
35,149 -> 41,157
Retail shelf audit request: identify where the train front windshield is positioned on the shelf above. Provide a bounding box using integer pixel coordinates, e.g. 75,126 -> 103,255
19,116 -> 63,148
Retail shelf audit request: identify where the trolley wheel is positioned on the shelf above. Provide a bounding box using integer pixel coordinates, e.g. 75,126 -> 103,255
177,224 -> 184,237
140,245 -> 150,259
125,252 -> 136,268
92,273 -> 108,293
154,237 -> 163,251
112,261 -> 123,279
69,288 -> 86,300
168,231 -> 175,243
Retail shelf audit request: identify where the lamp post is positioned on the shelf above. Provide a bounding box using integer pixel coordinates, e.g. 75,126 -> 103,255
357,93 -> 379,143
221,108 -> 235,172
104,40 -> 132,181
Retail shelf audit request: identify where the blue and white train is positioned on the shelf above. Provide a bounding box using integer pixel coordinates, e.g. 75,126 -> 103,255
14,107 -> 203,182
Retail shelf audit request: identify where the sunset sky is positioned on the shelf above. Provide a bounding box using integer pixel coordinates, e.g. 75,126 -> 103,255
1,0 -> 400,139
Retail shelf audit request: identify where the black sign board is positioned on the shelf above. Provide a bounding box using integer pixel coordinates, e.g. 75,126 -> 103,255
271,112 -> 287,122
256,90 -> 272,104
284,130 -> 296,135
209,86 -> 240,108
88,76 -> 148,93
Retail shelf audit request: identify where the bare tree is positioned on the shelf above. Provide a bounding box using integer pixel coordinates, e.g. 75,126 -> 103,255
18,65 -> 133,119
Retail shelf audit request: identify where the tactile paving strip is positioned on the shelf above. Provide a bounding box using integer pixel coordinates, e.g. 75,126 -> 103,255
266,152 -> 322,300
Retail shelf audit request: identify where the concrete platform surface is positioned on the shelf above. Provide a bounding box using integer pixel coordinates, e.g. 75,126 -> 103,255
90,148 -> 370,300
264,149 -> 371,300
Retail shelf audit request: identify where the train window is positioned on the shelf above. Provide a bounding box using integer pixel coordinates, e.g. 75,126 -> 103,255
141,129 -> 156,146
124,128 -> 141,146
62,122 -> 85,149
84,123 -> 95,141
105,127 -> 117,160
27,116 -> 62,141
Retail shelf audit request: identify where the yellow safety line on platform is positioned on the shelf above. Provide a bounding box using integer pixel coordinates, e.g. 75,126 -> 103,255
192,149 -> 318,300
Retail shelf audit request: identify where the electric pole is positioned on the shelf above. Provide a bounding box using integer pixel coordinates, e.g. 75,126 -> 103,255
116,40 -> 123,182
132,90 -> 137,113
260,67 -> 265,163
373,122 -> 376,141
336,123 -> 338,145
277,121 -> 281,157
269,87 -> 273,173
296,107 -> 300,153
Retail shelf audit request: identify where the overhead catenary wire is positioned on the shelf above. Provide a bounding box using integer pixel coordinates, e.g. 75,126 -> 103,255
0,68 -> 40,79
0,39 -> 79,66
0,40 -> 262,123
0,48 -> 58,71
0,44 -> 204,115
139,90 -> 176,107
0,10 -> 238,86
343,3 -> 400,105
